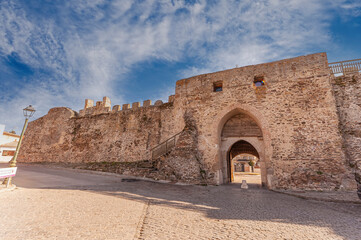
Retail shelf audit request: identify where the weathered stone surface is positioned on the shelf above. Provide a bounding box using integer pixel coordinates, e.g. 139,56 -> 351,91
154,100 -> 163,106
18,53 -> 359,191
112,105 -> 121,112
132,102 -> 140,109
331,73 -> 361,190
122,104 -> 130,110
143,100 -> 152,107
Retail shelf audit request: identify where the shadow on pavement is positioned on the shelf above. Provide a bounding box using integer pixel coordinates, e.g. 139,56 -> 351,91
9,164 -> 361,240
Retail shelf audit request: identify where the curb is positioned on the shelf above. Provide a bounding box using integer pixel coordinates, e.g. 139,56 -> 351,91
0,184 -> 16,193
18,163 -> 192,186
271,189 -> 361,204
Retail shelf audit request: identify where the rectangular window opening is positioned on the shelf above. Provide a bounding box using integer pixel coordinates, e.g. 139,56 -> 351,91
213,82 -> 223,92
253,76 -> 265,87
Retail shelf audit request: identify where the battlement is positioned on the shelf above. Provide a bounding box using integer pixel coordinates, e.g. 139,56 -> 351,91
78,95 -> 175,117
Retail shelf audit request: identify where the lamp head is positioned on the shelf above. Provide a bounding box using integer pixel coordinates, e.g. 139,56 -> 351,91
23,105 -> 36,119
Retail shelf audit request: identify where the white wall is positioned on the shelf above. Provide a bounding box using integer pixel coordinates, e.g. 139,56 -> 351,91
0,124 -> 18,163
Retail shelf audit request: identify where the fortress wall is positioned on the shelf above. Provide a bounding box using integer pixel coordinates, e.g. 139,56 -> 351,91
17,52 -> 357,190
331,73 -> 361,189
171,52 -> 355,190
18,99 -> 177,163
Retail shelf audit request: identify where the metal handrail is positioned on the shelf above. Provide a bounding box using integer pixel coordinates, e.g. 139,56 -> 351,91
329,59 -> 361,75
151,132 -> 182,159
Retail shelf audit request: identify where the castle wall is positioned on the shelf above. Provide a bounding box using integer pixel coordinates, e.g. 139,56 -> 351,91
18,100 -> 178,164
18,52 -> 358,190
331,73 -> 361,190
171,52 -> 354,190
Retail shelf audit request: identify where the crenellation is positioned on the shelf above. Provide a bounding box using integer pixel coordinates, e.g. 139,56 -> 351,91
112,105 -> 121,112
143,100 -> 152,107
84,99 -> 94,109
79,95 -> 178,117
79,109 -> 85,116
103,96 -> 111,107
168,95 -> 175,103
154,100 -> 163,106
132,102 -> 140,109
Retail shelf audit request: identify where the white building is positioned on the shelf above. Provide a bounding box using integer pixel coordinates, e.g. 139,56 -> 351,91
0,124 -> 20,163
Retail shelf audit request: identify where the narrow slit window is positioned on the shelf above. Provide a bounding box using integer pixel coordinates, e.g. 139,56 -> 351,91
213,82 -> 223,92
253,76 -> 265,87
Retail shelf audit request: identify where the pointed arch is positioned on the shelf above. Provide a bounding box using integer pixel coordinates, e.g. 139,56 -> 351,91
211,104 -> 272,187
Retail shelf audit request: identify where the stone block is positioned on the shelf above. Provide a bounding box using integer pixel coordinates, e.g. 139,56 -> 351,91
112,105 -> 121,112
132,102 -> 140,109
84,99 -> 94,109
168,95 -> 175,103
79,109 -> 85,117
143,100 -> 152,107
103,96 -> 111,107
154,100 -> 163,106
96,101 -> 102,108
122,104 -> 130,110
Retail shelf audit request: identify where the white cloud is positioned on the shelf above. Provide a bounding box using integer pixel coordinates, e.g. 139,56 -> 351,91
0,0 -> 360,132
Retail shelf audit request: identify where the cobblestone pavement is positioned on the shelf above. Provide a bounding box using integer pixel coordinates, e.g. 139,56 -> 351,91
0,165 -> 361,240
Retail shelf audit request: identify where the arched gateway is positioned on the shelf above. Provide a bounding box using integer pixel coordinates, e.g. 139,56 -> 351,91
228,140 -> 260,182
217,107 -> 270,187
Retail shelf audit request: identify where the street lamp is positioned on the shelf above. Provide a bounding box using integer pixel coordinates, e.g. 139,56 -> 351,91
3,105 -> 36,186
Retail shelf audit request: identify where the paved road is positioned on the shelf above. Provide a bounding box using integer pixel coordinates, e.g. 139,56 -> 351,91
1,165 -> 361,240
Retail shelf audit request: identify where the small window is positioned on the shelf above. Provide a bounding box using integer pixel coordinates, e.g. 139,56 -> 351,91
254,76 -> 265,87
213,82 -> 223,92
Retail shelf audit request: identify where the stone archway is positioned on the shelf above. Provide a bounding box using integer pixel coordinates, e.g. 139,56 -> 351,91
215,107 -> 270,187
227,140 -> 260,183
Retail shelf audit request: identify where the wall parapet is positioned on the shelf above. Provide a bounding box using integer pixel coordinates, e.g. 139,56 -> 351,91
78,95 -> 175,117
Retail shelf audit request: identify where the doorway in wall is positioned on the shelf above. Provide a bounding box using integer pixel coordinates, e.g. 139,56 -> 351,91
227,140 -> 261,187
219,110 -> 266,187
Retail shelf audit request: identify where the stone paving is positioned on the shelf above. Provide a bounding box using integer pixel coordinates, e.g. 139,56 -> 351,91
0,166 -> 361,239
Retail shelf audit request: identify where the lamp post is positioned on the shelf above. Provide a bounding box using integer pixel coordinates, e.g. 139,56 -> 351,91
3,105 -> 36,186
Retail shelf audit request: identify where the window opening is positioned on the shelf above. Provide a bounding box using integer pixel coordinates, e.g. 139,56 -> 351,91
253,76 -> 265,87
213,82 -> 223,92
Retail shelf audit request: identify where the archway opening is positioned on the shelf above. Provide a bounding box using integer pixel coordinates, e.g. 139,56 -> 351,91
219,110 -> 266,187
228,140 -> 261,186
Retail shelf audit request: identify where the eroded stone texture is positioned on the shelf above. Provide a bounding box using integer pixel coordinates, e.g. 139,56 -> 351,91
331,73 -> 361,190
18,53 -> 359,190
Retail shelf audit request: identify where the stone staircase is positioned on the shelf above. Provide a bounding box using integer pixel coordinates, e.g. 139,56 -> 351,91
150,132 -> 182,159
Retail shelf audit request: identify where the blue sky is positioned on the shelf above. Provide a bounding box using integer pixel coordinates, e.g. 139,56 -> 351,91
1,0 -> 361,132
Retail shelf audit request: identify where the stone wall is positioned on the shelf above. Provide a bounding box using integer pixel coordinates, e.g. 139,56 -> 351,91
18,52 -> 359,190
18,99 -> 178,164
331,73 -> 361,191
171,52 -> 355,190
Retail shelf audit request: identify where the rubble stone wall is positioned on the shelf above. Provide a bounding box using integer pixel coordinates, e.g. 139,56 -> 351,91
19,102 -> 179,164
331,73 -> 361,190
18,52 -> 359,190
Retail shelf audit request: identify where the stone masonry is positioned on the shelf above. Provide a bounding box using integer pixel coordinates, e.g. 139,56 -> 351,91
331,73 -> 361,193
18,53 -> 360,191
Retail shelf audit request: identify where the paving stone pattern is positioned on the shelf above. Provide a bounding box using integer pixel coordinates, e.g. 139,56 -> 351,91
1,180 -> 361,240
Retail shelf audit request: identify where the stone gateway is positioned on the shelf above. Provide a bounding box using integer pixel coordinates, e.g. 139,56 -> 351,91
18,53 -> 361,191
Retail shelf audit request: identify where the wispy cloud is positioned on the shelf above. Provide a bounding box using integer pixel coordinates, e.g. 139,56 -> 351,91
0,0 -> 359,132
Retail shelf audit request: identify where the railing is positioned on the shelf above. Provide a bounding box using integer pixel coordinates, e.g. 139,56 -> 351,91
150,132 -> 182,159
329,59 -> 361,75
